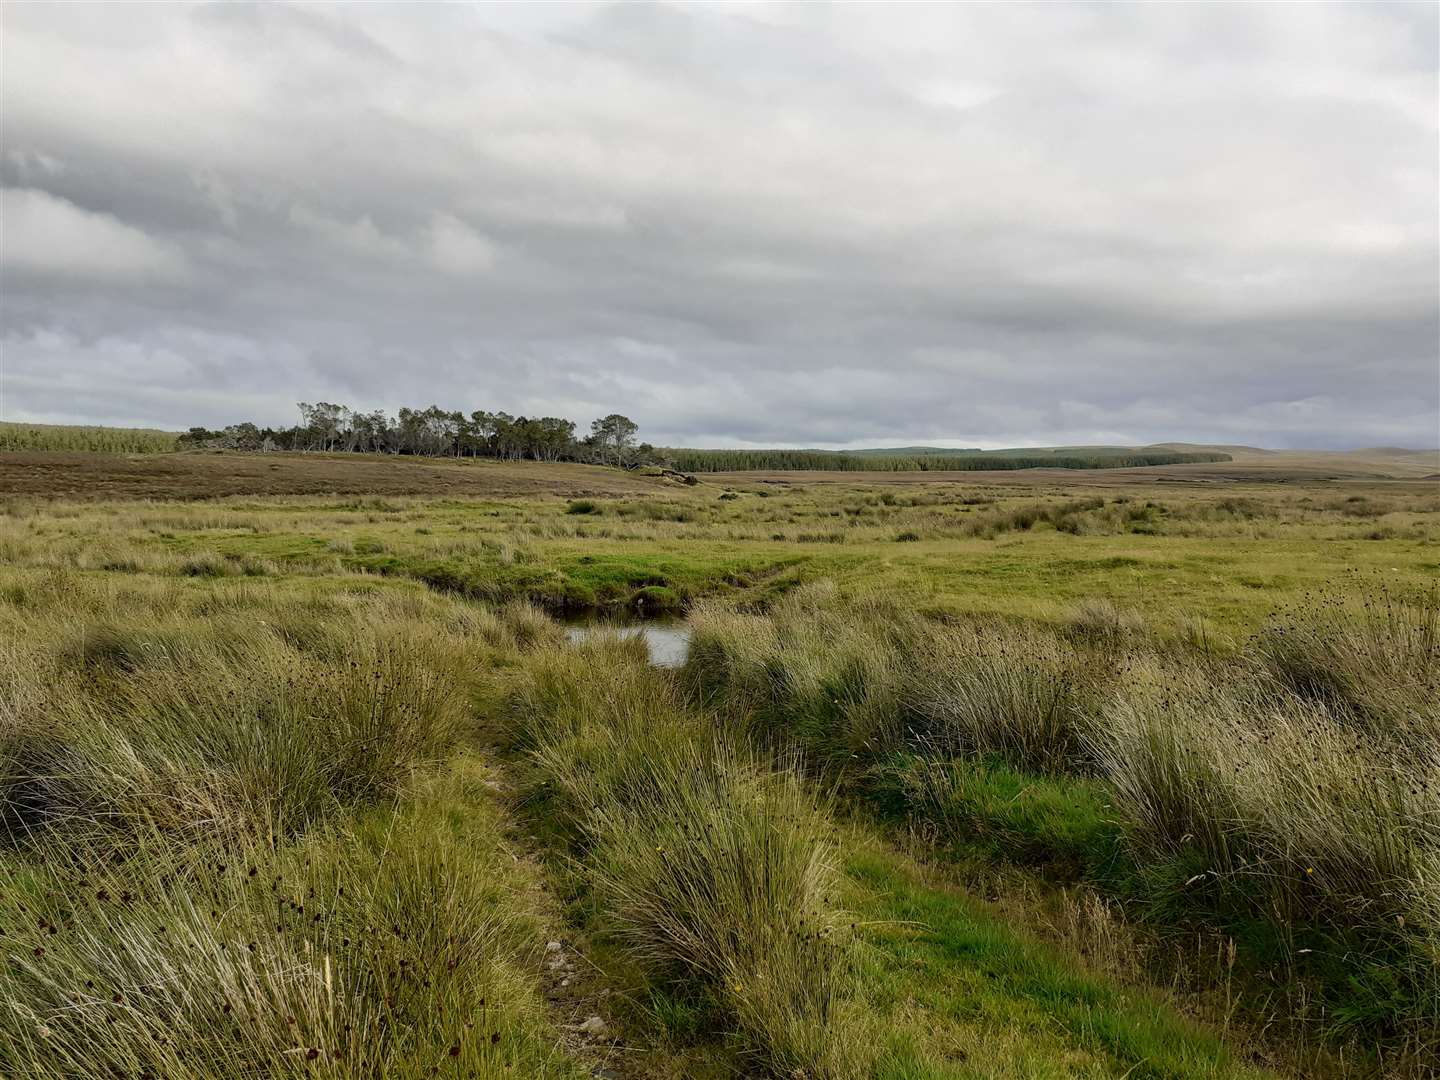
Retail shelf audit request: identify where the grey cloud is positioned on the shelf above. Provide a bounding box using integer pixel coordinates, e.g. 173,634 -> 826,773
1,1 -> 1436,449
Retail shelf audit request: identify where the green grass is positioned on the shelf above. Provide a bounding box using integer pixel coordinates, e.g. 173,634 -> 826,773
5,480 -> 1436,631
343,547 -> 804,612
847,843 -> 1276,1079
871,756 -> 1124,879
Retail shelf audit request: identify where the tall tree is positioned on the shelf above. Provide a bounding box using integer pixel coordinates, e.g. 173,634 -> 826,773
590,413 -> 638,466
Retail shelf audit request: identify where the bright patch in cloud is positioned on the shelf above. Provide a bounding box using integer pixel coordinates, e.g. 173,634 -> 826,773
1,187 -> 184,281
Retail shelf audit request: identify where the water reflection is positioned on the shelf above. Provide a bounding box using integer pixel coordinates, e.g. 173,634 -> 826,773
561,614 -> 692,668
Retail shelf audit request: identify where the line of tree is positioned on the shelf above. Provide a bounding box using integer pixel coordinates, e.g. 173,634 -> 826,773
665,448 -> 1233,472
174,406 -> 1233,473
180,404 -> 653,466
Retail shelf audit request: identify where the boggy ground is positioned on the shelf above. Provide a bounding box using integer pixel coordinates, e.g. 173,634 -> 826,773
1,456 -> 1437,1078
1,459 -> 1435,631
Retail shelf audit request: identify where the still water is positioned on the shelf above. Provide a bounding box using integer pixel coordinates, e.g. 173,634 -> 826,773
560,614 -> 692,668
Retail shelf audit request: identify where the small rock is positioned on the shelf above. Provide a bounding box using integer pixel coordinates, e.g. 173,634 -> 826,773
545,940 -> 563,953
559,977 -> 570,987
577,1015 -> 607,1036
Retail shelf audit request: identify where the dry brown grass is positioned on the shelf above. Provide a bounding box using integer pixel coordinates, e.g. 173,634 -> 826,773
0,451 -> 671,501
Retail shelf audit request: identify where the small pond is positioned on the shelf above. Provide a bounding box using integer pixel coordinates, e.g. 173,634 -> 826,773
560,613 -> 692,668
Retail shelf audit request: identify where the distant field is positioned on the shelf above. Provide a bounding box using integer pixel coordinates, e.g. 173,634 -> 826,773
715,446 -> 1440,485
0,420 -> 180,453
0,450 -> 670,500
3,445 -> 1434,501
667,447 -> 1233,472
4,452 -> 1436,631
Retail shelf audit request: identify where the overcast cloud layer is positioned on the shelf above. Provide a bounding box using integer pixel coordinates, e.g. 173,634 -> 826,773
1,1 -> 1436,449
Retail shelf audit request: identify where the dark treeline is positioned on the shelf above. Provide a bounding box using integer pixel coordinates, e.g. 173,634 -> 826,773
177,405 -> 1232,473
666,448 -> 1233,472
181,403 -> 653,466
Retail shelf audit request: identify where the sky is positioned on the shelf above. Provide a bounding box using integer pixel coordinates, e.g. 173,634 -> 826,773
1,1 -> 1436,450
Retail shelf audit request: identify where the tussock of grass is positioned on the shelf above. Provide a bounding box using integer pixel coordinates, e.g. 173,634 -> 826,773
1091,663 -> 1440,1042
0,569 -> 586,1078
1,761 -> 582,1079
1252,586 -> 1439,745
2,608 -> 474,853
908,623 -> 1099,773
1096,667 -> 1437,912
507,639 -> 869,1077
688,589 -> 1105,774
1067,597 -> 1148,646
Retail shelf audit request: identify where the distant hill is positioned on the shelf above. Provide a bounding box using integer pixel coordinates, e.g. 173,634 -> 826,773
841,446 -> 984,456
1145,442 -> 1275,456
848,443 -> 1268,458
774,444 -> 1235,457
1354,446 -> 1439,457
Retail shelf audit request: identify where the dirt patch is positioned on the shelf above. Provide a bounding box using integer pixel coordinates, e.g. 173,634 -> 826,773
0,451 -> 672,501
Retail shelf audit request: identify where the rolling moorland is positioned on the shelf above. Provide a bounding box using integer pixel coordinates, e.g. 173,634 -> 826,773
0,434 -> 1437,1079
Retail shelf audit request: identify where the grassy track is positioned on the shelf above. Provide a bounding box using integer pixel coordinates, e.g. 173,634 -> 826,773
846,844 -> 1274,1079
